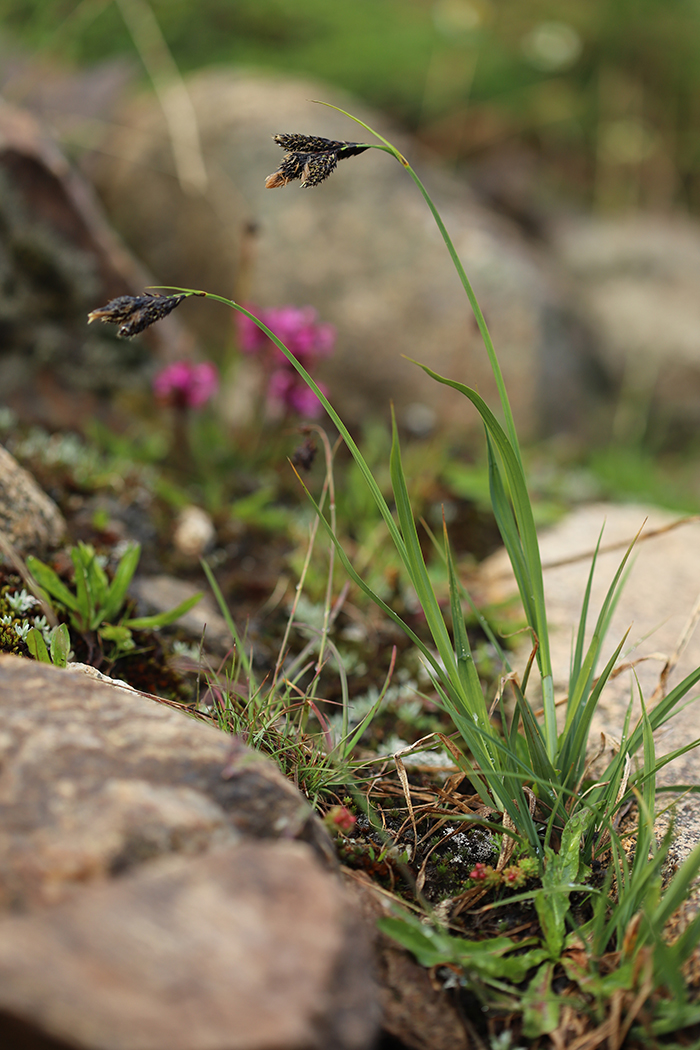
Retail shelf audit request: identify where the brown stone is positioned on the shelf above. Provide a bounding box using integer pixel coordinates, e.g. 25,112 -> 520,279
0,655 -> 377,1049
552,214 -> 700,438
0,445 -> 65,554
0,841 -> 378,1050
129,574 -> 231,650
347,872 -> 469,1050
0,655 -> 333,911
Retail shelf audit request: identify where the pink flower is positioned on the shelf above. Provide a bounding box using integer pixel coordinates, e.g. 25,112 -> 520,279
268,368 -> 327,418
236,304 -> 335,368
153,361 -> 219,409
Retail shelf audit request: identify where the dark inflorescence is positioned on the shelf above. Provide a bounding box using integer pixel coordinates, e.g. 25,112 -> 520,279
87,292 -> 203,338
265,133 -> 369,189
291,435 -> 318,472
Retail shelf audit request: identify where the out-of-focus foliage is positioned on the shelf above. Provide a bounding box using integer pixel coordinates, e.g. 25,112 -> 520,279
4,0 -> 700,208
3,0 -> 700,209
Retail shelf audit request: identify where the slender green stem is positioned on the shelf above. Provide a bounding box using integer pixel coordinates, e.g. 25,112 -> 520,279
311,100 -> 522,465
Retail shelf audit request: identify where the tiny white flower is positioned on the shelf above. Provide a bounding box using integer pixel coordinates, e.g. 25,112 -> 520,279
33,615 -> 51,641
7,589 -> 38,615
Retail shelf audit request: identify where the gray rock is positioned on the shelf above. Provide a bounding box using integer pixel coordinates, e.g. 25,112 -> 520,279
0,444 -> 65,553
0,841 -> 377,1050
551,214 -> 700,439
87,70 -> 597,438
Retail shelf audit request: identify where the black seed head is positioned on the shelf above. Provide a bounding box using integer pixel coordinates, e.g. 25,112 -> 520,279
265,132 -> 369,190
291,436 -> 317,472
87,292 -> 202,338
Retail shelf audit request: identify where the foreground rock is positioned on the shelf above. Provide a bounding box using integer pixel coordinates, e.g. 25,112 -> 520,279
0,445 -> 65,554
0,655 -> 377,1049
477,502 -> 700,863
88,69 -> 598,438
0,841 -> 372,1050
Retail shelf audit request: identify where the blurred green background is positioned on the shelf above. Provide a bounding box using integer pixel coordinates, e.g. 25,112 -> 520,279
3,0 -> 700,213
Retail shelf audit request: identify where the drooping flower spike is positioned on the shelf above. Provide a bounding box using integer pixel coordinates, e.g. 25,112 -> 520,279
87,291 -> 204,339
265,133 -> 369,189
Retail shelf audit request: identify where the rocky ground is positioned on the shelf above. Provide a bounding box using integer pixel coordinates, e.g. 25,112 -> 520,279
4,63 -> 700,1049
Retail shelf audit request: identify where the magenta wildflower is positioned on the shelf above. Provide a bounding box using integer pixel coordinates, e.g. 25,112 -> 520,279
153,360 -> 219,409
268,368 -> 328,419
236,304 -> 335,417
237,305 -> 335,368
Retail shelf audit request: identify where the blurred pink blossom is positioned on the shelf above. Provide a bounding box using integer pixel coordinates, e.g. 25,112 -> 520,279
268,368 -> 328,418
236,304 -> 334,418
153,360 -> 219,409
237,305 -> 335,369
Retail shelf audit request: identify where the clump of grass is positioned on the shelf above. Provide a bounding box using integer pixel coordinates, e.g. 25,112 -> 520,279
87,108 -> 700,1045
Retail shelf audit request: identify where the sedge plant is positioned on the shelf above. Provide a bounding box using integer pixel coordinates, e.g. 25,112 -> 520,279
87,109 -> 700,1038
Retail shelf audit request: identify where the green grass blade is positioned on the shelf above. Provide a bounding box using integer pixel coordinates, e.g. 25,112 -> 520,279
309,99 -> 522,459
288,470 -> 452,694
125,590 -> 203,630
559,632 -> 629,792
70,545 -> 93,630
650,834 -> 700,931
626,665 -> 700,754
443,518 -> 485,710
563,535 -> 637,743
389,413 -> 460,687
200,559 -> 255,688
102,542 -> 141,623
569,527 -> 604,696
26,556 -> 80,613
412,362 -> 556,756
486,434 -> 537,630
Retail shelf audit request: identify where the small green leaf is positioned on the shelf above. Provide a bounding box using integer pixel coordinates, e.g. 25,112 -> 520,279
98,623 -> 134,651
379,912 -> 547,984
25,557 -> 79,613
26,627 -> 51,663
101,542 -> 141,624
49,623 -> 71,667
535,810 -> 587,958
521,962 -> 560,1038
124,590 -> 203,630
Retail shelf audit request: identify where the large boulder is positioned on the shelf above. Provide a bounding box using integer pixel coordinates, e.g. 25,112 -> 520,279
0,656 -> 378,1050
551,213 -> 700,443
87,69 -> 600,438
